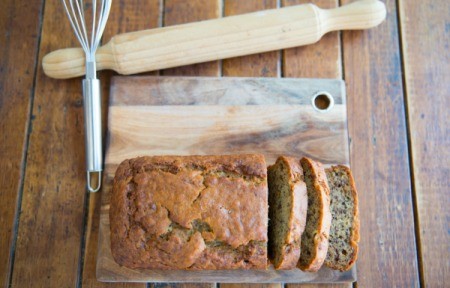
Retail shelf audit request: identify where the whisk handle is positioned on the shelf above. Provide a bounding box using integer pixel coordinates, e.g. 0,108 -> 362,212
83,79 -> 102,192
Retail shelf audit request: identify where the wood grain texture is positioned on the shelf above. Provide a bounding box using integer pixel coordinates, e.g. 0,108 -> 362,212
282,0 -> 341,79
9,0 -> 87,286
107,105 -> 347,164
0,0 -> 44,286
222,0 -> 279,77
81,1 -> 161,288
109,77 -> 344,106
342,0 -> 419,286
96,76 -> 353,283
150,285 -> 216,288
222,284 -> 281,288
286,285 -> 350,288
399,0 -> 450,286
161,0 -> 221,76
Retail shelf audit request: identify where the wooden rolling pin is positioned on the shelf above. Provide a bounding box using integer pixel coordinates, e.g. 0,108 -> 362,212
43,0 -> 386,79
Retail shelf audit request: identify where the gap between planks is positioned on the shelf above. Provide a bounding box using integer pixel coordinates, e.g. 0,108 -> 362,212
394,0 -> 424,286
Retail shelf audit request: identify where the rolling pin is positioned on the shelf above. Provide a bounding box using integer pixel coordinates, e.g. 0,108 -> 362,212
43,0 -> 386,79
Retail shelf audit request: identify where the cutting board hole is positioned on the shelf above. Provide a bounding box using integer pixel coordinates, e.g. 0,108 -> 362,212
312,92 -> 334,112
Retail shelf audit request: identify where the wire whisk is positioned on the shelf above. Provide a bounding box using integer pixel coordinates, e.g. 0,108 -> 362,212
62,0 -> 112,192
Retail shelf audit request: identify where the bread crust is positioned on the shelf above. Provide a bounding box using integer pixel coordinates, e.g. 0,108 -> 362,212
269,156 -> 307,269
110,154 -> 268,270
298,157 -> 332,272
325,165 -> 360,271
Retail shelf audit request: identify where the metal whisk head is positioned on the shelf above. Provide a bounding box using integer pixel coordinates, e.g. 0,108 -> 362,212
61,0 -> 112,192
62,0 -> 112,78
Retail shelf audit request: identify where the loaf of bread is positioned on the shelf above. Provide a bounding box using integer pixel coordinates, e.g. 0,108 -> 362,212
324,165 -> 360,271
110,155 -> 268,270
268,156 -> 307,269
297,157 -> 332,272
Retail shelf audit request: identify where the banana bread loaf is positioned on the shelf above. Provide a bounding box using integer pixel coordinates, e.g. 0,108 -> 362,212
110,154 -> 268,270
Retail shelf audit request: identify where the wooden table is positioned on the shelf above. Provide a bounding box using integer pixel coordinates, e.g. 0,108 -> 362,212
1,0 -> 448,287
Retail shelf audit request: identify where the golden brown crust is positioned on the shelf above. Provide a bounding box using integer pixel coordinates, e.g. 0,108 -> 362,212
110,154 -> 268,270
298,157 -> 331,272
269,156 -> 307,270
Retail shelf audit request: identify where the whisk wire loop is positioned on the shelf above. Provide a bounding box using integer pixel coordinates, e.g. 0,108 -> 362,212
94,0 -> 111,52
61,0 -> 111,64
62,0 -> 87,53
91,0 -> 97,50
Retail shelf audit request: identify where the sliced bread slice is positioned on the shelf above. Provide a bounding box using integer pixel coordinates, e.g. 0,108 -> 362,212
298,157 -> 332,272
324,165 -> 360,271
268,156 -> 308,270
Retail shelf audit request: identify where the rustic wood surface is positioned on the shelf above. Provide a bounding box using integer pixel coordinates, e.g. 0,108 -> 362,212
342,0 -> 420,286
398,0 -> 450,286
9,0 -> 86,286
0,0 -> 448,287
97,76 -> 352,283
0,0 -> 44,286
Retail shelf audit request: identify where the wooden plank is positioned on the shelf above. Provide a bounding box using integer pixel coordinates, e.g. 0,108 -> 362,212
399,0 -> 450,286
222,0 -> 279,77
161,0 -> 221,76
222,285 -> 280,288
0,0 -> 44,286
96,76 -> 353,283
286,285 -> 350,288
282,1 -> 343,288
282,0 -> 341,79
341,0 -> 420,287
150,285 -> 216,288
9,0 -> 88,286
81,1 -> 161,287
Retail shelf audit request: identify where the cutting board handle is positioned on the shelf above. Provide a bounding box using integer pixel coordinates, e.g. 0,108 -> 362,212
42,0 -> 386,79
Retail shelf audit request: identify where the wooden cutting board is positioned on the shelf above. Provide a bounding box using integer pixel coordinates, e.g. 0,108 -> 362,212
97,76 -> 354,283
